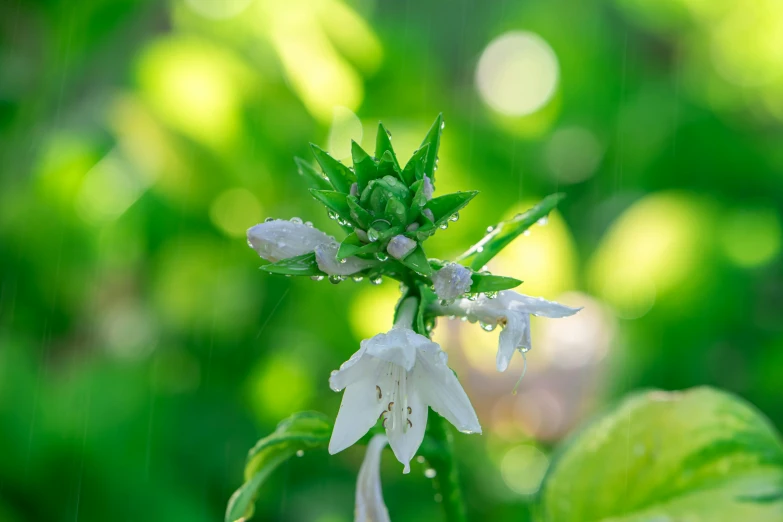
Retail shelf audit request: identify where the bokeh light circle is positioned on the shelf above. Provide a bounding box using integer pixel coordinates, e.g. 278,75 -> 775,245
184,0 -> 253,20
500,444 -> 550,495
476,31 -> 560,116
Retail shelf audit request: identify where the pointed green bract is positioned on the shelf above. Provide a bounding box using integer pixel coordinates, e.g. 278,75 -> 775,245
261,252 -> 324,276
419,113 -> 443,182
337,232 -> 382,259
226,412 -> 331,522
377,150 -> 401,181
462,193 -> 565,270
351,140 -> 379,191
294,157 -> 331,190
468,273 -> 522,293
425,191 -> 478,227
399,244 -> 432,276
310,144 -> 356,193
376,123 -> 400,170
401,143 -> 428,186
346,196 -> 372,229
309,189 -> 352,225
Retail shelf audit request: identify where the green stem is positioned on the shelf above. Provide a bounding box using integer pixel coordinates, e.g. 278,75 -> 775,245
409,287 -> 467,522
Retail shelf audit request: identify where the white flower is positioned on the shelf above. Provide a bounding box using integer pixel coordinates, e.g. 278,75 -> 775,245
436,291 -> 581,372
247,219 -> 331,262
355,434 -> 390,522
247,219 -> 373,276
329,298 -> 481,473
422,175 -> 434,200
386,235 -> 416,260
432,263 -> 473,300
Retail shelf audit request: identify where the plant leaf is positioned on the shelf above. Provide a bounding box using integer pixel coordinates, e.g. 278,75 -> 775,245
309,190 -> 352,224
310,144 -> 356,193
261,252 -> 324,276
399,244 -> 432,276
226,411 -> 332,522
468,273 -> 522,293
462,193 -> 564,270
375,123 -> 400,170
419,113 -> 443,182
540,387 -> 783,522
401,143 -> 429,186
293,157 -> 332,191
377,150 -> 401,182
351,140 -> 379,192
337,232 -> 382,260
424,191 -> 478,227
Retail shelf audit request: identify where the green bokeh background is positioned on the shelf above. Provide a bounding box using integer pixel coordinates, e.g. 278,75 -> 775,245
1,0 -> 782,520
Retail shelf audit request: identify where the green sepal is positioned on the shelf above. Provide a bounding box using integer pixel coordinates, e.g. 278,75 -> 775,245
294,157 -> 331,191
419,113 -> 443,182
362,176 -> 411,215
377,150 -> 402,182
375,123 -> 400,170
310,144 -> 356,193
399,244 -> 432,276
401,143 -> 428,186
385,197 -> 407,226
225,411 -> 331,522
309,189 -> 352,225
347,196 -> 372,230
468,273 -> 522,293
337,232 -> 383,260
351,140 -> 379,192
424,191 -> 477,227
462,193 -> 565,270
261,252 -> 324,276
415,282 -> 438,335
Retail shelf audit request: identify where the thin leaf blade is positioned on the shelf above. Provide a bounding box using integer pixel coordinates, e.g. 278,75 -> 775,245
261,252 -> 324,276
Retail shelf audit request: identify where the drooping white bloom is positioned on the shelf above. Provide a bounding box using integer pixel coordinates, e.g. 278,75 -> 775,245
247,219 -> 373,276
435,291 -> 581,372
329,298 -> 481,473
432,262 -> 473,300
386,235 -> 416,260
355,435 -> 390,522
247,219 -> 332,262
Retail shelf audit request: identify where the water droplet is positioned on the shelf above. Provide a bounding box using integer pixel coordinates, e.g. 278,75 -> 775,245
264,217 -> 275,222
290,217 -> 303,224
375,251 -> 389,261
327,210 -> 338,220
476,246 -> 484,253
438,223 -> 448,230
337,217 -> 347,226
480,321 -> 496,332
440,120 -> 445,130
370,276 -> 383,285
296,450 -> 304,457
352,275 -> 364,283
424,468 -> 437,478
386,128 -> 392,138
310,275 -> 324,281
339,258 -> 347,264
485,291 -> 498,299
467,293 -> 478,301
537,216 -> 549,226
305,221 -> 313,227
329,275 -> 343,284
486,225 -> 494,233
460,316 -> 468,322
449,213 -> 459,222
367,228 -> 381,242
520,345 -> 532,353
523,230 -> 531,236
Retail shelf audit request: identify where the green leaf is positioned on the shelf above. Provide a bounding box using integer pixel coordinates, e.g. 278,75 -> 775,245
462,193 -> 564,270
415,282 -> 438,335
419,113 -> 443,182
351,140 -> 379,191
261,252 -> 324,276
385,197 -> 407,226
346,196 -> 372,229
425,191 -> 478,227
337,232 -> 382,259
401,143 -> 428,186
226,411 -> 331,522
375,123 -> 400,170
309,189 -> 352,224
540,387 -> 783,522
294,157 -> 331,191
468,273 -> 522,293
399,244 -> 432,276
377,150 -> 401,181
310,144 -> 356,193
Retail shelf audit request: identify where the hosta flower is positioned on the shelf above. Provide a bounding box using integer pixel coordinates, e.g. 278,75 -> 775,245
329,298 -> 481,473
436,291 -> 581,372
247,219 -> 372,276
355,434 -> 390,522
432,262 -> 473,300
386,235 -> 417,260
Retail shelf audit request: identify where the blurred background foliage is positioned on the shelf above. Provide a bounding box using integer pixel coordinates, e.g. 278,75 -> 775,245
1,0 -> 782,520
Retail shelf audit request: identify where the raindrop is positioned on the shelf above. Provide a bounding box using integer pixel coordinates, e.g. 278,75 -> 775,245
480,321 -> 496,332
467,293 -> 478,301
439,299 -> 454,306
375,251 -> 389,262
370,276 -> 383,285
339,258 -> 347,264
476,246 -> 484,253
520,345 -> 532,353
449,213 -> 460,222
485,291 -> 498,299
329,275 -> 343,285
460,316 -> 468,322
327,210 -> 338,220
352,275 -> 364,283
290,217 -> 303,224
296,450 -> 305,457
440,121 -> 446,130
448,315 -> 456,320
264,217 -> 275,222
367,228 -> 381,242
310,275 -> 324,281
305,221 -> 313,227
486,225 -> 495,233
424,468 -> 437,478
523,230 -> 531,236
537,216 -> 549,226
337,217 -> 347,226
438,223 -> 448,230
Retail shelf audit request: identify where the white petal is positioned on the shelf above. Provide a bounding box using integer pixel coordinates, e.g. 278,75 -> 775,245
386,235 -> 417,260
422,175 -> 434,200
503,291 -> 582,318
329,377 -> 385,455
385,385 -> 427,474
330,346 -> 377,391
355,435 -> 390,522
414,344 -> 481,434
315,241 -> 375,276
432,263 -> 473,300
496,313 -> 529,372
247,220 -> 331,262
363,329 -> 419,372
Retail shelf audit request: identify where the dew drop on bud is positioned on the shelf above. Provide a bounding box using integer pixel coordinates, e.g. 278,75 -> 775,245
449,213 -> 459,222
329,275 -> 342,284
352,275 -> 364,283
327,210 -> 338,220
339,258 -> 347,264
370,276 -> 383,285
438,223 -> 448,230
375,251 -> 389,261
479,321 -> 496,332
265,217 -> 275,223
520,346 -> 532,353
310,275 -> 324,281
367,228 -> 381,242
485,291 -> 498,299
305,221 -> 313,228
290,217 -> 303,224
